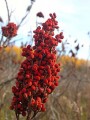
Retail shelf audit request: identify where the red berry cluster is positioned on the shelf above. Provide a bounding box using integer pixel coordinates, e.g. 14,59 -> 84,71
2,22 -> 17,38
10,13 -> 64,119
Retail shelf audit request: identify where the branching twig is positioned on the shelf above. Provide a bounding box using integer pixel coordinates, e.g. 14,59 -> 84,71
18,1 -> 34,29
30,112 -> 37,120
4,0 -> 10,22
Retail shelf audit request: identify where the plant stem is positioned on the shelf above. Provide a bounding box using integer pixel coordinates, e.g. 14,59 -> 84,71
15,112 -> 19,120
4,0 -> 10,22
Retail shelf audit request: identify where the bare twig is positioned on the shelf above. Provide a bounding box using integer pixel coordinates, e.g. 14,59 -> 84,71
3,37 -> 11,46
18,1 -> 34,29
4,0 -> 10,22
15,111 -> 19,120
31,112 -> 37,120
0,35 -> 3,46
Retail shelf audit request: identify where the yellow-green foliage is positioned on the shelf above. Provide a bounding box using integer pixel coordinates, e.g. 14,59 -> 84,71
59,55 -> 86,69
1,46 -> 86,67
5,46 -> 23,63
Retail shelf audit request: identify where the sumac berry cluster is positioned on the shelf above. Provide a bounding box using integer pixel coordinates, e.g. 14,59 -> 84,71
10,13 -> 64,119
2,22 -> 17,38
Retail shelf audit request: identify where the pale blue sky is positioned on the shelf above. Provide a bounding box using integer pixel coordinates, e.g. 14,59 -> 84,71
0,0 -> 90,59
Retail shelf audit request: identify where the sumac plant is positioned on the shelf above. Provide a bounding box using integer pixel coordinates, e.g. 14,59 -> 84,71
10,13 -> 64,120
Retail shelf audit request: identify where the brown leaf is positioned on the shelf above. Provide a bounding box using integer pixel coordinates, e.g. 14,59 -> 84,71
36,12 -> 44,18
69,50 -> 76,57
75,44 -> 79,51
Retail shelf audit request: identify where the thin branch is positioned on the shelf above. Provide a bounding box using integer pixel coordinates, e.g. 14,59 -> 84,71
26,110 -> 31,120
3,37 -> 11,46
31,112 -> 37,120
0,35 -> 3,46
9,9 -> 15,18
15,111 -> 20,120
8,37 -> 23,45
4,0 -> 10,22
18,1 -> 34,29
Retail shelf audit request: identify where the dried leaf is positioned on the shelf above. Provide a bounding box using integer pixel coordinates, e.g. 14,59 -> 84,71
75,44 -> 79,51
